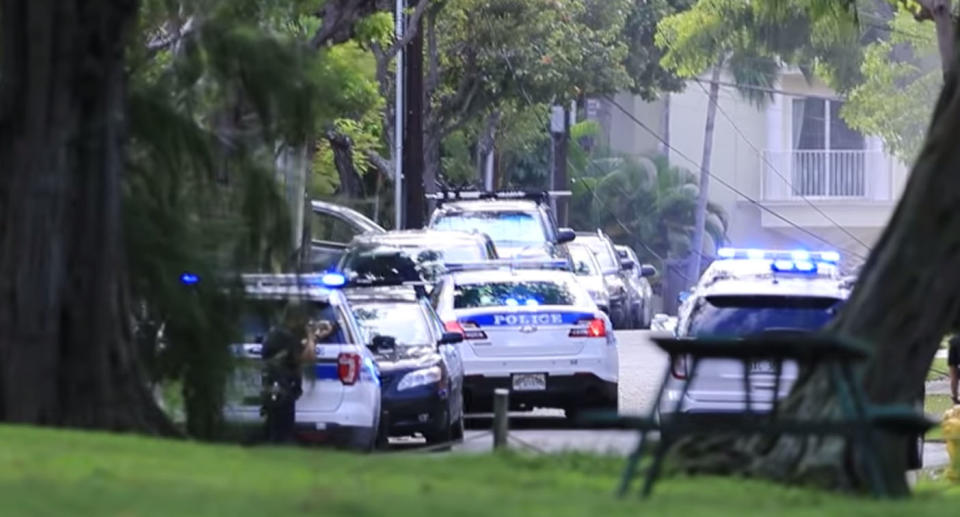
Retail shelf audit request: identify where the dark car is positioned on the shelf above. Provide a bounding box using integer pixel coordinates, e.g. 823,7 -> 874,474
345,286 -> 465,445
574,230 -> 636,329
427,191 -> 576,263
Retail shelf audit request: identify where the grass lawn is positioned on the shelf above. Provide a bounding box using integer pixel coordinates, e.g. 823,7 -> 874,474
0,426 -> 958,516
927,358 -> 949,381
926,394 -> 956,441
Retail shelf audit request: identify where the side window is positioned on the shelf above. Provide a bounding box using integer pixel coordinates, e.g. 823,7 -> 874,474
540,207 -> 557,241
312,211 -> 359,244
429,281 -> 444,310
334,305 -> 358,344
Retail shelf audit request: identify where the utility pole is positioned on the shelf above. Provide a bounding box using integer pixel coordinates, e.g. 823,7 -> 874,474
402,2 -> 426,229
550,104 -> 570,225
393,0 -> 405,229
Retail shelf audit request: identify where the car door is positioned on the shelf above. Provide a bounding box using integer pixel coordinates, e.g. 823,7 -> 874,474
423,298 -> 464,418
308,200 -> 386,272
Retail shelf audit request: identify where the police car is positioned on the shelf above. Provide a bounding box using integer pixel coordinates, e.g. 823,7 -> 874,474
431,259 -> 618,418
224,273 -> 381,450
427,190 -> 576,261
661,248 -> 928,469
661,248 -> 848,418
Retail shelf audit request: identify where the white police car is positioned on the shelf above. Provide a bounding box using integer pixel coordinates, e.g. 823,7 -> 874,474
431,259 -> 618,418
661,249 -> 847,418
224,273 -> 381,450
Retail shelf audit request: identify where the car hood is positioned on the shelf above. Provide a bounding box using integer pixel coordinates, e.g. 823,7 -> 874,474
494,243 -> 559,260
577,275 -> 608,293
374,347 -> 441,370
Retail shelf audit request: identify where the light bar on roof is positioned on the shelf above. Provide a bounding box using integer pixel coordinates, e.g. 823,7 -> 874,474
715,248 -> 840,264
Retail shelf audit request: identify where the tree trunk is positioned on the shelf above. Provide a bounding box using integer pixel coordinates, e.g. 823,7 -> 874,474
0,0 -> 173,433
917,0 -> 954,76
686,64 -> 721,285
326,130 -> 366,198
679,22 -> 960,496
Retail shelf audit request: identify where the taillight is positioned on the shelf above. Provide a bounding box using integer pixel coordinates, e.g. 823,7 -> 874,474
569,318 -> 606,338
447,320 -> 487,340
338,353 -> 361,385
670,355 -> 688,380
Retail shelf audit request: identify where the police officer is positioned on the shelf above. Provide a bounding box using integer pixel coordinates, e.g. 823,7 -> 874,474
262,305 -> 309,443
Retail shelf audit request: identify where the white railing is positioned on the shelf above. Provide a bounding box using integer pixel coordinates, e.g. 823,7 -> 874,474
761,150 -> 892,201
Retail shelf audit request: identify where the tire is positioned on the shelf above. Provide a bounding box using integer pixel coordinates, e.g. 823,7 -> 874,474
423,409 -> 453,445
450,415 -> 465,441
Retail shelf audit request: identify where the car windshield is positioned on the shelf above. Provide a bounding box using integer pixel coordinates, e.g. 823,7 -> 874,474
686,295 -> 843,338
352,302 -> 433,346
238,300 -> 347,344
392,241 -> 488,263
432,211 -> 545,246
454,279 -> 587,308
339,246 -> 443,283
568,245 -> 600,276
578,237 -> 617,269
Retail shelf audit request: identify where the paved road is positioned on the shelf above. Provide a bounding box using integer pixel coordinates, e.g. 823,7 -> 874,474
435,330 -> 949,470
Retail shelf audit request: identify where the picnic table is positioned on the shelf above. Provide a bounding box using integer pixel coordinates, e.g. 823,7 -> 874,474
610,334 -> 935,498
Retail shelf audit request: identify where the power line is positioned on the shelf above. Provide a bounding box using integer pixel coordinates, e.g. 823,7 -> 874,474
602,94 -> 868,261
690,79 -> 872,253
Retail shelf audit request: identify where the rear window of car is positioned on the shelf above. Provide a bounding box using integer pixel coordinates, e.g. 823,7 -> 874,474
686,295 -> 843,338
453,279 -> 587,308
238,300 -> 347,344
568,245 -> 600,276
399,242 -> 489,263
578,237 -> 617,269
432,211 -> 546,245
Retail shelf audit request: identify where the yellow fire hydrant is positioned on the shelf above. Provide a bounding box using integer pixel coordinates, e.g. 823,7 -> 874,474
944,405 -> 960,481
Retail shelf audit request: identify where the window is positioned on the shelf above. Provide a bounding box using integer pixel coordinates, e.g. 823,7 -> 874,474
791,98 -> 866,197
239,300 -> 347,344
432,212 -> 547,246
453,280 -> 588,308
569,245 -> 600,276
686,295 -> 843,338
352,302 -> 433,346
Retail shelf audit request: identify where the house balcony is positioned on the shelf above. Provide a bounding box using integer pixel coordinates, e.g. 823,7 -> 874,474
757,149 -> 899,230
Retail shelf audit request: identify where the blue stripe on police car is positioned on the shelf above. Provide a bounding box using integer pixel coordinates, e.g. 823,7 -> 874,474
461,312 -> 595,326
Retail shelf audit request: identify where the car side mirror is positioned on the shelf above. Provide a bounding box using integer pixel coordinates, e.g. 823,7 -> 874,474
438,331 -> 463,345
557,228 -> 576,244
640,264 -> 657,277
620,258 -> 635,270
371,335 -> 397,352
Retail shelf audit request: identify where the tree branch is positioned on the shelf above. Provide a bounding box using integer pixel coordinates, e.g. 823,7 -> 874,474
385,0 -> 432,59
311,0 -> 381,49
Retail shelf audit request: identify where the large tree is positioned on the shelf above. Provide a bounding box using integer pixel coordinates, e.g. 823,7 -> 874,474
672,0 -> 960,496
0,0 -> 381,433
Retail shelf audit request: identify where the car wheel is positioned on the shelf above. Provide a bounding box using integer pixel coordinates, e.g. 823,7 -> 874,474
450,415 -> 465,441
424,409 -> 453,446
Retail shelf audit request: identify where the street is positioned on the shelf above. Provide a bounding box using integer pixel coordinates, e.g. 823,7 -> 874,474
442,330 -> 948,470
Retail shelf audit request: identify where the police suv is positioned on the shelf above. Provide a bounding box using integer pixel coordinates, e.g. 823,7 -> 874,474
224,273 -> 382,450
431,259 -> 618,418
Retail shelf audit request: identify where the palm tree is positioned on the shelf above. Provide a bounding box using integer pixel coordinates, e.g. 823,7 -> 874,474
570,151 -> 728,274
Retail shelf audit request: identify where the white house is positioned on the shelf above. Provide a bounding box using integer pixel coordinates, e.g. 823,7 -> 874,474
592,67 -> 909,269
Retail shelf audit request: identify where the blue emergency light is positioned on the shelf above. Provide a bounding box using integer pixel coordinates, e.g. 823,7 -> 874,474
319,272 -> 347,287
716,248 -> 840,264
180,272 -> 199,285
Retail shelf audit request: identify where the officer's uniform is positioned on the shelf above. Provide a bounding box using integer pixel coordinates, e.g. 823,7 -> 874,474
262,325 -> 303,443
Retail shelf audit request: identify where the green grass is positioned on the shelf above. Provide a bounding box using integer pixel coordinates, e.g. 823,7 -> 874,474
0,426 -> 958,516
927,358 -> 949,381
925,394 -> 956,441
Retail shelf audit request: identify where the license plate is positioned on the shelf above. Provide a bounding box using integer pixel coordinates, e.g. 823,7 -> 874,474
750,360 -> 775,374
512,373 -> 546,391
